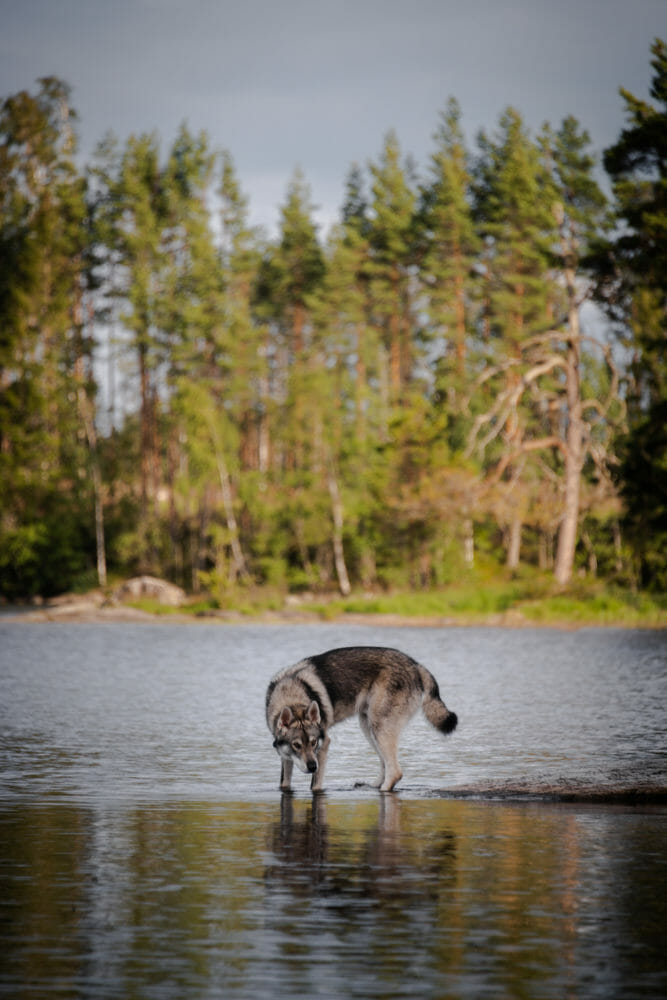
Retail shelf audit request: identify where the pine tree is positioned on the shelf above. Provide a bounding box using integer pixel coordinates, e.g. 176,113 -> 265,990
271,167 -> 325,359
219,150 -> 269,477
469,108 -> 559,568
253,170 -> 329,586
602,38 -> 667,589
474,108 -> 556,353
421,98 -> 478,392
414,99 -> 481,566
164,127 -> 252,586
258,168 -> 324,471
0,78 -> 92,597
367,130 -> 417,405
101,131 -> 168,560
341,162 -> 371,238
308,222 -> 377,593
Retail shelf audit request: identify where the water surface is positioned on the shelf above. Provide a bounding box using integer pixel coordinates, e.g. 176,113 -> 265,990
1,622 -> 664,800
1,623 -> 665,998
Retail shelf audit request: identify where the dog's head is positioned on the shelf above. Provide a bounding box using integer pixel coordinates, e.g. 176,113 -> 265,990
272,701 -> 324,775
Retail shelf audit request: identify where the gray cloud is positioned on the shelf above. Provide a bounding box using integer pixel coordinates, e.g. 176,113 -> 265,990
2,0 -> 665,233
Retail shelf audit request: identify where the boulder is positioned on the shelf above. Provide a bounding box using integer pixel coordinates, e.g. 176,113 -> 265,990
113,575 -> 185,607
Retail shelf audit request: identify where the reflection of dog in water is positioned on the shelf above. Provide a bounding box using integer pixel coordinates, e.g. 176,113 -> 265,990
266,794 -> 457,917
266,646 -> 458,792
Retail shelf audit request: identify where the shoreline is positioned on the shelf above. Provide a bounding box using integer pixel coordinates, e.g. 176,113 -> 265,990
3,576 -> 664,629
1,601 -> 664,629
0,602 -> 667,632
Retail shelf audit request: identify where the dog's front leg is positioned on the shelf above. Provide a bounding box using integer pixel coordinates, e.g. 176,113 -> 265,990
280,758 -> 293,791
310,735 -> 330,792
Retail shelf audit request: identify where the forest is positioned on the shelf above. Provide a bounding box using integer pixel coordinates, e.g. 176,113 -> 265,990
0,39 -> 665,607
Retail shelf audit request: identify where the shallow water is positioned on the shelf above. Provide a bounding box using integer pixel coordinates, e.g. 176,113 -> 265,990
1,623 -> 666,997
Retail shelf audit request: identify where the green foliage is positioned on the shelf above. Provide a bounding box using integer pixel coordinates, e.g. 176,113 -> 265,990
474,107 -> 557,347
0,77 -> 99,598
601,37 -> 667,590
615,400 -> 667,591
0,523 -> 49,598
367,130 -> 418,401
0,491 -> 96,599
310,577 -> 665,628
1,51 -> 665,603
519,588 -> 666,627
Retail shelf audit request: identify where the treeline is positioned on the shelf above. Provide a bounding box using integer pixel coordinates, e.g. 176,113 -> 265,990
1,41 -> 665,601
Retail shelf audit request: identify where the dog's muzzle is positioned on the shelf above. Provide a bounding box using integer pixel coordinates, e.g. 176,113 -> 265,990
306,760 -> 318,773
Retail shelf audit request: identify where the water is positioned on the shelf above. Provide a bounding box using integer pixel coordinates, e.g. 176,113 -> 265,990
1,622 -> 666,997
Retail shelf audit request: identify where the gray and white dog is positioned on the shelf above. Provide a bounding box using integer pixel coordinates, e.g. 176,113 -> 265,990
265,646 -> 458,792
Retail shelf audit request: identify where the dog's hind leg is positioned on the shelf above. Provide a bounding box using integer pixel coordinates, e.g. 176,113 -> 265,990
372,724 -> 403,792
366,687 -> 421,791
359,709 -> 386,788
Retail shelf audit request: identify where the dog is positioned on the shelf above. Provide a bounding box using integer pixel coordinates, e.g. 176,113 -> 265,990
265,646 -> 457,792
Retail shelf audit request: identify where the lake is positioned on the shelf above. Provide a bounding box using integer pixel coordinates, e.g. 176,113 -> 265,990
1,622 -> 665,997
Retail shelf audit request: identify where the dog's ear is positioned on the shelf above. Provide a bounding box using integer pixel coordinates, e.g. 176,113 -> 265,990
278,706 -> 293,731
306,700 -> 321,725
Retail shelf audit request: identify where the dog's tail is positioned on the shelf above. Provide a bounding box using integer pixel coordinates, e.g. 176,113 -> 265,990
418,665 -> 458,734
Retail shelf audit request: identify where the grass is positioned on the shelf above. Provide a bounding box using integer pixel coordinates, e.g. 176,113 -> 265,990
311,577 -> 667,628
517,589 -> 667,627
119,573 -> 666,628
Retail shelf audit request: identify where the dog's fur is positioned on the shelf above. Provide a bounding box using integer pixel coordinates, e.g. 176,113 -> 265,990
265,646 -> 457,792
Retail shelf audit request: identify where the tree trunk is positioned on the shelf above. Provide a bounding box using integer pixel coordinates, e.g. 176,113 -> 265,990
538,530 -> 554,570
554,278 -> 584,586
613,520 -> 623,574
355,324 -> 367,444
506,515 -> 522,570
167,425 -> 180,576
463,517 -> 474,567
258,335 -> 271,473
389,266 -> 401,398
454,259 -> 466,376
208,419 -> 249,583
327,463 -> 351,596
78,387 -> 107,588
138,339 -> 160,535
139,342 -> 150,513
217,454 -> 248,583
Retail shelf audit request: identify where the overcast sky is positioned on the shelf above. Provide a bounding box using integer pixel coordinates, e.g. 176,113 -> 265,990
2,0 -> 666,235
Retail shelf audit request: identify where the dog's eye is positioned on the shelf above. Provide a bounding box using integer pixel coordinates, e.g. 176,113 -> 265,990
292,740 -> 302,751
310,737 -> 319,747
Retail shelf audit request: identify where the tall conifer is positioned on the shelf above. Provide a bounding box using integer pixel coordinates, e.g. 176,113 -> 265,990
0,78 -> 91,595
421,98 -> 478,383
470,108 -> 558,566
108,132 -> 167,551
603,38 -> 667,588
367,131 -> 417,403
